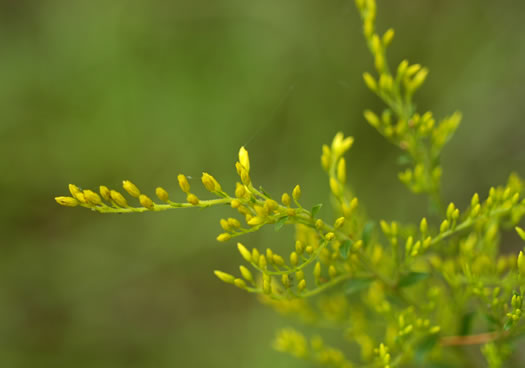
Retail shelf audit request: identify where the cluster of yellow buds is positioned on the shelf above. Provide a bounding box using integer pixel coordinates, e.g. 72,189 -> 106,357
55,173 -> 230,214
356,0 -> 462,200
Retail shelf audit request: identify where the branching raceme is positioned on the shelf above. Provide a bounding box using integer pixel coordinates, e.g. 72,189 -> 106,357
55,0 -> 525,367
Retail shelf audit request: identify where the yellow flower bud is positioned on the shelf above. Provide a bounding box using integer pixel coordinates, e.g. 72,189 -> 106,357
410,68 -> 428,90
230,199 -> 241,208
329,177 -> 341,196
396,59 -> 409,78
201,172 -> 221,192
216,233 -> 231,242
238,146 -> 250,172
122,180 -> 141,198
516,227 -> 525,242
471,204 -> 481,217
139,194 -> 154,209
264,199 -> 278,212
239,266 -> 253,282
334,217 -> 345,229
240,168 -> 251,186
440,219 -> 449,233
55,196 -> 79,207
74,192 -> 87,204
110,190 -> 128,207
420,217 -> 428,234
406,64 -> 421,77
329,265 -> 337,278
155,187 -> 169,202
177,174 -> 191,193
281,193 -> 291,207
99,185 -> 111,201
248,216 -> 264,226
237,243 -> 252,262
314,262 -> 321,279
321,144 -> 331,171
471,193 -> 480,207
281,274 -> 290,288
325,232 -> 335,241
518,251 -> 525,276
363,72 -> 377,91
266,248 -> 273,262
263,278 -> 271,294
214,270 -> 234,283
273,255 -> 285,267
220,219 -> 231,232
252,248 -> 260,261
371,34 -> 381,54
83,190 -> 102,205
380,220 -> 390,234
382,28 -> 395,46
446,202 -> 456,219
292,185 -> 301,201
259,255 -> 267,269
228,218 -> 241,228
234,278 -> 247,289
295,241 -> 304,255
235,182 -> 246,198
290,252 -> 298,266
298,279 -> 306,292
254,205 -> 268,218
186,193 -> 199,205
337,158 -> 346,184
69,184 -> 82,198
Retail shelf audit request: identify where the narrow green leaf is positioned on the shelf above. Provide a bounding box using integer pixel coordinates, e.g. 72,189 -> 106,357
504,319 -> 514,331
259,186 -> 273,199
339,239 -> 352,260
362,221 -> 375,247
311,204 -> 323,218
398,272 -> 429,288
345,278 -> 373,295
274,216 -> 288,231
459,312 -> 475,335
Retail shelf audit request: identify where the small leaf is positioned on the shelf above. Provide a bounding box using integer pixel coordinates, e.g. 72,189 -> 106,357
311,203 -> 323,218
259,186 -> 273,199
339,239 -> 352,260
504,319 -> 514,331
459,312 -> 475,335
362,221 -> 375,247
398,272 -> 429,288
274,216 -> 288,231
345,278 -> 373,295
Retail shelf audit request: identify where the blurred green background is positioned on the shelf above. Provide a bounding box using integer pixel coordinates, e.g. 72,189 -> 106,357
1,0 -> 525,366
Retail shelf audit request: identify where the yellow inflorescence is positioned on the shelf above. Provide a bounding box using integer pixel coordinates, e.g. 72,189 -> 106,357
54,1 -> 525,367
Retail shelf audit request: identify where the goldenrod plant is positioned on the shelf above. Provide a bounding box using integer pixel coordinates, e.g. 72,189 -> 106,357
56,0 -> 525,367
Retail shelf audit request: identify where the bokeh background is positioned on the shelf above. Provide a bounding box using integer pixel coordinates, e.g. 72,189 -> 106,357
1,0 -> 525,367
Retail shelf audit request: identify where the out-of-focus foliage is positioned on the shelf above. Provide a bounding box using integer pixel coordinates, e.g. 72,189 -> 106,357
2,0 -> 525,367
